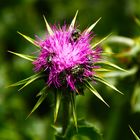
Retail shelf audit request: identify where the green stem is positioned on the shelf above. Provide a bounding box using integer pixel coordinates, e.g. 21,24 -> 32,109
61,92 -> 71,136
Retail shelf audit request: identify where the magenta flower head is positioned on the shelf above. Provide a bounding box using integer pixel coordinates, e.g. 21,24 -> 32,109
33,18 -> 102,92
9,11 -> 125,134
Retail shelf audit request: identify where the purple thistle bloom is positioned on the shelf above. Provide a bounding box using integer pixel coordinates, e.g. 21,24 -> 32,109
33,24 -> 102,91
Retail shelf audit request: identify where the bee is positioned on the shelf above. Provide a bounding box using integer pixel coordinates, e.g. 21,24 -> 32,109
46,53 -> 55,65
71,64 -> 83,75
87,55 -> 93,64
47,55 -> 52,64
71,29 -> 81,42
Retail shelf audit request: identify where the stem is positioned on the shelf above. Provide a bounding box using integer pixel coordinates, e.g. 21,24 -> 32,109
61,92 -> 71,135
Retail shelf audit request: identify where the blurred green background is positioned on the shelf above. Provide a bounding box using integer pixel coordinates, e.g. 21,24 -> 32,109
0,0 -> 140,140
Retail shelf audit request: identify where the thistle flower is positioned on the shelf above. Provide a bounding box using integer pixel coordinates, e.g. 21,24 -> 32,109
8,11 -> 125,134
33,23 -> 102,92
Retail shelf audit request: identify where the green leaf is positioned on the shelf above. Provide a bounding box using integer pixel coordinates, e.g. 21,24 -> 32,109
73,119 -> 103,140
131,82 -> 140,112
69,10 -> 78,30
7,73 -> 41,87
94,76 -> 123,95
8,51 -> 35,61
129,126 -> 140,140
55,135 -> 65,140
101,66 -> 138,78
55,119 -> 103,140
94,68 -> 112,72
36,86 -> 48,97
105,36 -> 134,47
91,33 -> 111,49
54,91 -> 62,123
84,80 -> 109,107
26,91 -> 48,118
70,92 -> 78,131
17,32 -> 40,48
18,74 -> 44,91
96,61 -> 127,72
85,17 -> 101,34
134,17 -> 140,27
43,15 -> 53,35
